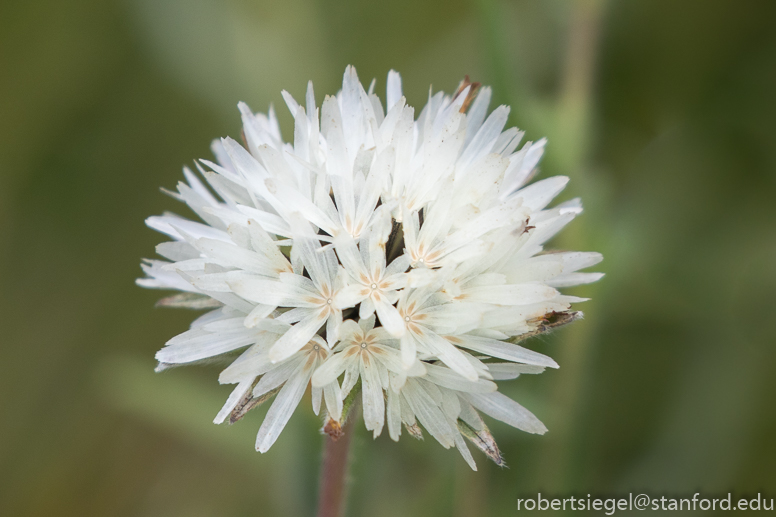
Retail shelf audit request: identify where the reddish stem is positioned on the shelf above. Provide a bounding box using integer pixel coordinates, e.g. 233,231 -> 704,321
316,418 -> 355,517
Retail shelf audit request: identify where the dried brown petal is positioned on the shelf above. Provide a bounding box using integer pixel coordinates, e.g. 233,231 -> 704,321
508,310 -> 582,345
458,419 -> 506,467
454,75 -> 482,113
229,381 -> 280,424
404,423 -> 424,440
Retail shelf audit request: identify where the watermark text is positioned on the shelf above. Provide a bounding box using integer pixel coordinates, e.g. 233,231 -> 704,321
517,493 -> 774,513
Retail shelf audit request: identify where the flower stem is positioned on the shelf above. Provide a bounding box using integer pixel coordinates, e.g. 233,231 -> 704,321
316,417 -> 355,517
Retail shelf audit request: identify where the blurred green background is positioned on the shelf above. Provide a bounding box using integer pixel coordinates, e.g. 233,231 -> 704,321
2,0 -> 775,515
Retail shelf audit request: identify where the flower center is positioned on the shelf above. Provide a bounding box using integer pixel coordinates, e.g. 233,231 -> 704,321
404,316 -> 411,322
370,283 -> 377,290
313,345 -> 320,350
360,342 -> 367,349
326,298 -> 332,305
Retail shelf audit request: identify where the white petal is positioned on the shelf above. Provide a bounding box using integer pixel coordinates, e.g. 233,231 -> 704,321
486,363 -> 546,380
228,274 -> 317,307
451,334 -> 558,368
358,315 -> 376,333
275,307 -> 309,324
463,86 -> 491,146
256,362 -> 312,452
246,219 -> 293,274
334,284 -> 368,309
281,90 -> 300,117
399,334 -> 417,369
214,378 -> 254,424
424,363 -> 496,393
138,260 -> 199,293
453,428 -> 477,471
269,311 -> 327,363
295,237 -> 338,290
324,381 -> 343,421
458,105 -> 509,170
219,346 -> 277,384
194,238 -> 273,275
465,392 -> 547,435
146,215 -> 230,243
513,176 -> 569,212
244,304 -> 276,327
386,70 -> 402,112
155,241 -> 199,262
341,361 -> 360,397
325,310 -> 342,346
312,385 -> 323,415
546,272 -> 605,288
361,355 -> 385,436
311,350 -> 354,387
333,233 -> 368,279
358,297 -> 376,318
253,358 -> 300,397
402,380 -> 455,448
464,283 -> 558,306
337,319 -> 363,342
373,297 -> 406,337
370,345 -> 419,376
384,254 -> 411,277
387,388 -> 402,441
414,328 -> 478,381
156,330 -> 256,364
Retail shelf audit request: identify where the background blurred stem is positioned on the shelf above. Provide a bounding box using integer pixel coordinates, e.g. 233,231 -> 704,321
477,0 -> 608,496
537,0 -> 607,493
475,0 -> 530,125
316,417 -> 355,517
556,0 -> 607,176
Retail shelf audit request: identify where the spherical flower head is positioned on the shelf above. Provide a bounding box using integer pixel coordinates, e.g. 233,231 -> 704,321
138,66 -> 604,469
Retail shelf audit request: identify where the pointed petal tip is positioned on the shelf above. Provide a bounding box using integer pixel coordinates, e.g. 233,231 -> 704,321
464,371 -> 479,382
310,371 -> 326,389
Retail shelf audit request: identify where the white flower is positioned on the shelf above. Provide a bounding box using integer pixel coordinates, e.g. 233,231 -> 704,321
218,333 -> 342,453
385,362 -> 552,470
225,236 -> 346,361
333,211 -> 410,337
311,316 -> 424,437
396,285 -> 487,380
139,66 -> 603,468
